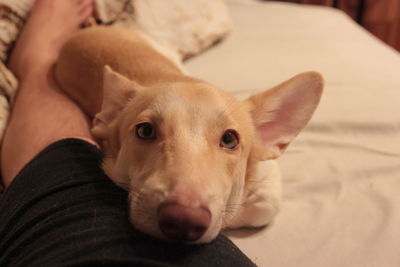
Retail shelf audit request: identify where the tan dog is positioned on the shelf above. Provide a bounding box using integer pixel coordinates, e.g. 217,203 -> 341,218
55,26 -> 323,243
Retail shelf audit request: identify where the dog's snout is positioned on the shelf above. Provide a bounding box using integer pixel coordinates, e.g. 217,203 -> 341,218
158,202 -> 211,241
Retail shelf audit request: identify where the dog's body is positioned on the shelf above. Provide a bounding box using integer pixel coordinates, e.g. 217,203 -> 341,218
55,26 -> 323,243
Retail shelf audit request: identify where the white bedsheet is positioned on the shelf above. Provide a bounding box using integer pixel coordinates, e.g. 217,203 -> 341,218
185,1 -> 400,266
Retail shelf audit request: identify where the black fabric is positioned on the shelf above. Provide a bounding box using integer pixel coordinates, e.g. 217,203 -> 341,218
0,139 -> 255,267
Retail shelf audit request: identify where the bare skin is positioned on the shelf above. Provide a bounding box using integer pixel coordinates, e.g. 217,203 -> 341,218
1,0 -> 97,186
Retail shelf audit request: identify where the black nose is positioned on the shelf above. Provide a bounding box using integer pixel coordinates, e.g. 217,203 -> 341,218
158,202 -> 211,241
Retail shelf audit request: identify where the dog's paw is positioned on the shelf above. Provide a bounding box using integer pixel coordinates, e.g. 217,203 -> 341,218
226,160 -> 282,229
227,188 -> 281,229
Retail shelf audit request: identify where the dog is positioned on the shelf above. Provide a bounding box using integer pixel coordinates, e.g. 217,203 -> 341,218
55,26 -> 323,243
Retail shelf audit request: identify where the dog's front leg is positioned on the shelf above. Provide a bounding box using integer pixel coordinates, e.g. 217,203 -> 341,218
227,160 -> 282,229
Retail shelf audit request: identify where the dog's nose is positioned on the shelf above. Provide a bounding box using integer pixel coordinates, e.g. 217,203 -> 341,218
158,202 -> 211,241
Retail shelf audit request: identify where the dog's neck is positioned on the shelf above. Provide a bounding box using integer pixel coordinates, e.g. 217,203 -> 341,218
109,36 -> 197,87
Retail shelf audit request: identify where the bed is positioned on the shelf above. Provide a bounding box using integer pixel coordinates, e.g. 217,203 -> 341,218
185,1 -> 400,266
0,0 -> 398,265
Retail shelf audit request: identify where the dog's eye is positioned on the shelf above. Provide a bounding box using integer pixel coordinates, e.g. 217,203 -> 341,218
220,130 -> 239,150
136,123 -> 156,140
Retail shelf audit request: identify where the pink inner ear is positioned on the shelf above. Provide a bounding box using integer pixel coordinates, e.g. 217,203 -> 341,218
251,71 -> 323,158
256,85 -> 316,152
277,142 -> 289,151
257,120 -> 291,150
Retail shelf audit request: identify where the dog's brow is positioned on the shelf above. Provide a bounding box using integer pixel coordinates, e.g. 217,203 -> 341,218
215,96 -> 240,124
215,109 -> 229,123
134,105 -> 164,126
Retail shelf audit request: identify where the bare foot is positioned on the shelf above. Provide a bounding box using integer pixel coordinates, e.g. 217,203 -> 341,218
8,0 -> 94,79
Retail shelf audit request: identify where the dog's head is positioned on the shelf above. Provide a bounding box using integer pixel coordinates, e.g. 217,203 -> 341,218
92,66 -> 323,243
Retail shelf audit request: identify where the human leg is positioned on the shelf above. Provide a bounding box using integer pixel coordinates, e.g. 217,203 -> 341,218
1,0 -> 96,185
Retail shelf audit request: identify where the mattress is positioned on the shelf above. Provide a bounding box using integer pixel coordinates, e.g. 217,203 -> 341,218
185,1 -> 400,266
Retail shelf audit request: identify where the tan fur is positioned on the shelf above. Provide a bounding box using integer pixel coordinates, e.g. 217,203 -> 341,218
56,26 -> 194,116
55,26 -> 323,243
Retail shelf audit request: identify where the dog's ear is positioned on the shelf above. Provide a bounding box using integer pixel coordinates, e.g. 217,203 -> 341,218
92,65 -> 139,138
246,71 -> 323,160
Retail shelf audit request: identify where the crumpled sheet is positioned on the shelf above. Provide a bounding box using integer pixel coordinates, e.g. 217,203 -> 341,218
0,0 -> 231,148
185,1 -> 400,266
